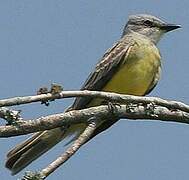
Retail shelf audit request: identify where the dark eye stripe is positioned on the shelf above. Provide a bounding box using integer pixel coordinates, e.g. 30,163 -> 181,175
128,19 -> 155,27
143,20 -> 153,26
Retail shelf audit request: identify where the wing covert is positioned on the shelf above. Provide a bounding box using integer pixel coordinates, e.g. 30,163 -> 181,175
71,36 -> 135,110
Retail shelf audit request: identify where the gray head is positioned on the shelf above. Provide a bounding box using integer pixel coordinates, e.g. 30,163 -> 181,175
122,14 -> 180,44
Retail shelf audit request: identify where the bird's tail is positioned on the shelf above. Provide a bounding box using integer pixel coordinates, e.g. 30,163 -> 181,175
5,124 -> 86,175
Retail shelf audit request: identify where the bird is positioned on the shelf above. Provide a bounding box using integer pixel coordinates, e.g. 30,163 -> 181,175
5,14 -> 180,175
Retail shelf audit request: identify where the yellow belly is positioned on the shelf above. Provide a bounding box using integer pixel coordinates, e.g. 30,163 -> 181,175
103,44 -> 161,96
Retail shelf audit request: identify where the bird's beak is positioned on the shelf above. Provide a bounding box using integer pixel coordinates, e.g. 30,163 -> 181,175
160,24 -> 181,32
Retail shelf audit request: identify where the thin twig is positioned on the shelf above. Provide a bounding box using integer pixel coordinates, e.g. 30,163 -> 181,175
0,90 -> 188,113
40,120 -> 98,179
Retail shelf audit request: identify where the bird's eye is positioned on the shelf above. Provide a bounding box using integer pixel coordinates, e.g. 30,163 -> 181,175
144,20 -> 153,26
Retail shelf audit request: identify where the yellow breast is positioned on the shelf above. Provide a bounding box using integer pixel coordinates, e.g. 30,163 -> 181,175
103,40 -> 161,96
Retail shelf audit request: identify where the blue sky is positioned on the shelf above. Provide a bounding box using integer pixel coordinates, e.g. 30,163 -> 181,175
0,1 -> 189,180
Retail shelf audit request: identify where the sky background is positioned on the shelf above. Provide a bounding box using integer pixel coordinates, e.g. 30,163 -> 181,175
0,1 -> 189,180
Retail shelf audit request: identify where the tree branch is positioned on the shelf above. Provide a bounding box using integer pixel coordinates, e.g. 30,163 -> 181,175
1,103 -> 189,138
19,101 -> 189,179
0,90 -> 188,114
0,90 -> 189,138
1,90 -> 189,179
40,120 -> 98,179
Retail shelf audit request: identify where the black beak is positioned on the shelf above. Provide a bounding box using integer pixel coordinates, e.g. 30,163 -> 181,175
161,24 -> 181,32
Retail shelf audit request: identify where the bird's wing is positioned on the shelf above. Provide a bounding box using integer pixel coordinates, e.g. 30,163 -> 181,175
71,36 -> 135,110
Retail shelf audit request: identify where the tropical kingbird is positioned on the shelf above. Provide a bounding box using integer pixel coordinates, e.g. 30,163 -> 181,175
5,14 -> 180,175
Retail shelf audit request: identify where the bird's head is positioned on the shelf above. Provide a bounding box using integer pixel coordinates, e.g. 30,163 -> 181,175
122,14 -> 181,44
